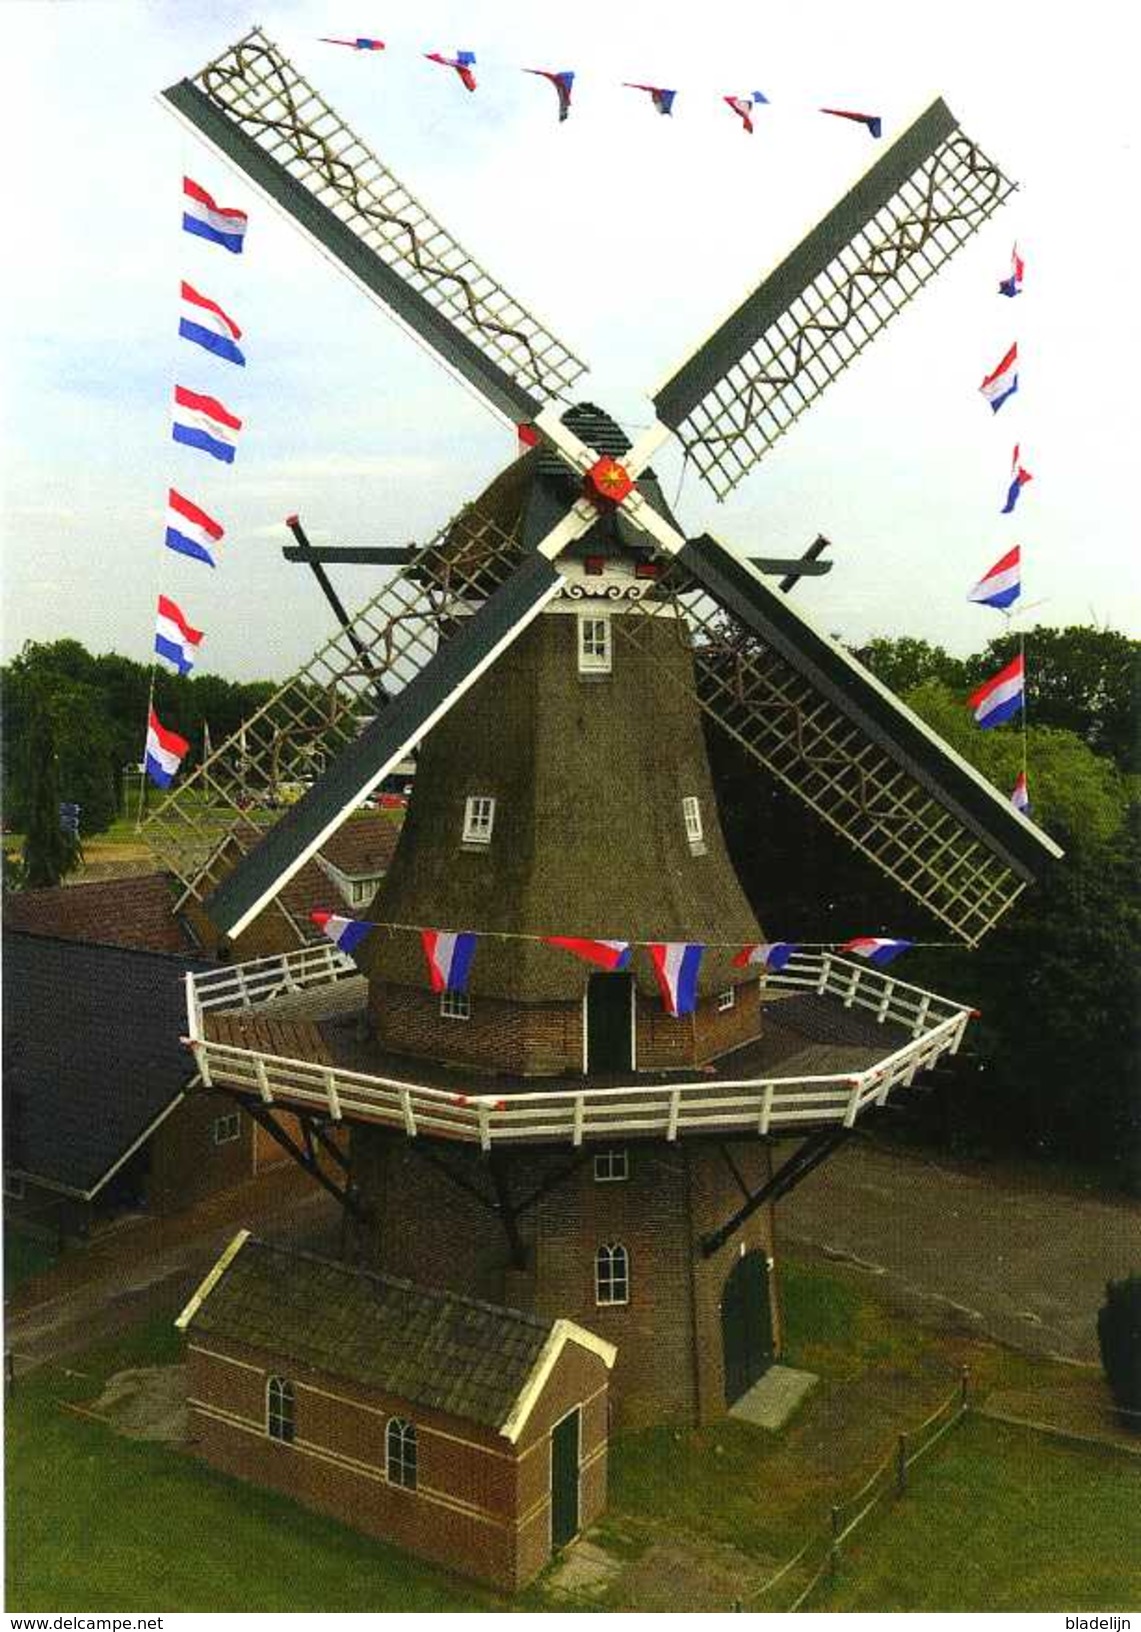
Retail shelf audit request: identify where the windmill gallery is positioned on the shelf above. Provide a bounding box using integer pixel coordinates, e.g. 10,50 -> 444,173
138,29 -> 1063,1591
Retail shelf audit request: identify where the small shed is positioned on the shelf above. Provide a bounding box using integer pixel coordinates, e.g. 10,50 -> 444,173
177,1233 -> 616,1590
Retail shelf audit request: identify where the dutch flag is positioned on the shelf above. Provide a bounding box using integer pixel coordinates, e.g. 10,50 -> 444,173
179,282 -> 245,367
154,595 -> 203,677
967,545 -> 1021,611
624,83 -> 677,116
525,68 -> 575,122
980,344 -> 1019,414
732,941 -> 799,971
648,942 -> 704,1017
424,50 -> 477,91
165,489 -> 223,567
311,910 -> 374,954
968,653 -> 1025,729
421,929 -> 478,993
1011,772 -> 1030,815
999,244 -> 1025,298
1001,445 -> 1033,515
145,709 -> 189,790
724,90 -> 767,134
819,107 -> 883,138
840,937 -> 914,966
172,386 -> 242,464
182,177 -> 249,254
544,936 -> 632,971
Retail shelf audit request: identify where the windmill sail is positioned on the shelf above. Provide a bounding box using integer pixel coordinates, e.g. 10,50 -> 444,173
162,28 -> 587,423
652,99 -> 1015,498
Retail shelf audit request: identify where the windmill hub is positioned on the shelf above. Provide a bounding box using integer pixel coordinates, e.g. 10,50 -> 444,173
583,454 -> 635,507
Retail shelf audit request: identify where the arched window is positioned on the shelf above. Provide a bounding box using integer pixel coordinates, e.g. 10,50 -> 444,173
595,1243 -> 630,1307
386,1417 -> 418,1489
266,1376 -> 295,1443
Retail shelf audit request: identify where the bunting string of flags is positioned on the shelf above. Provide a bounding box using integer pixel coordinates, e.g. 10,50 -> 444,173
141,174 -> 254,795
311,35 -> 883,137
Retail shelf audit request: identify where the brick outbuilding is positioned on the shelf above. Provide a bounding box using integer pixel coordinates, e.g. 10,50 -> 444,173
177,1233 -> 616,1591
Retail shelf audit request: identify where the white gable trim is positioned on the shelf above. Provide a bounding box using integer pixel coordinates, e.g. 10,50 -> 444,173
498,1318 -> 617,1445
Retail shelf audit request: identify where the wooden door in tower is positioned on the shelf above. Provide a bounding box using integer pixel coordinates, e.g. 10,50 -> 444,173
721,1250 -> 774,1405
586,973 -> 634,1074
550,1408 -> 581,1549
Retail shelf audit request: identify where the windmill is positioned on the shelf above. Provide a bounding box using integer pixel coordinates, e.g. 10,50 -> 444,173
166,31 -> 1062,1423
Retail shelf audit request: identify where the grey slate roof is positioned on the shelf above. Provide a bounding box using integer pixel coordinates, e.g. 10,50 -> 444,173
2,932 -> 206,1195
186,1237 -> 554,1431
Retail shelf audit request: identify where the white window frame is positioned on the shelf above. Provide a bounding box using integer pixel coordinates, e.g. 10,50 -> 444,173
682,796 -> 704,844
593,1148 -> 629,1183
439,989 -> 471,1021
386,1418 -> 418,1489
595,1242 -> 630,1307
577,613 -> 612,676
717,988 -> 736,1013
213,1112 -> 241,1146
462,795 -> 496,845
266,1376 -> 295,1443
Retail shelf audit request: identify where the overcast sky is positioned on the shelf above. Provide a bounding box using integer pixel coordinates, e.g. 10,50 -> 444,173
3,0 -> 1136,685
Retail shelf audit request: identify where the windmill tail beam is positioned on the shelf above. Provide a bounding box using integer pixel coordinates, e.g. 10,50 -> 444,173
699,1129 -> 854,1258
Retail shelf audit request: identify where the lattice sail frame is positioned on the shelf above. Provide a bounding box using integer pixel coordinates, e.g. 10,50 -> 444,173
141,503 -> 527,908
654,102 -> 1016,499
181,28 -> 586,408
614,571 -> 1027,945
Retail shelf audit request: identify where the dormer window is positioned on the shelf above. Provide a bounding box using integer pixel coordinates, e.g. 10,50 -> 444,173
578,614 -> 612,676
463,795 -> 495,845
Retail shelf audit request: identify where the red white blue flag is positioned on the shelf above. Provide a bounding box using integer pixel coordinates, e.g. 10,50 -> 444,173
1011,772 -> 1030,815
1001,444 -> 1033,514
724,91 -> 767,133
165,489 -> 223,567
967,545 -> 1021,611
999,243 -> 1025,298
968,653 -> 1025,729
840,937 -> 914,966
732,941 -> 799,971
311,910 -> 374,954
526,68 -> 575,121
980,344 -> 1019,414
320,36 -> 385,50
425,50 -> 477,91
172,386 -> 242,464
545,936 -> 632,971
179,281 -> 245,367
145,709 -> 189,790
182,177 -> 248,254
624,82 -> 677,115
820,107 -> 882,138
421,929 -> 478,993
649,942 -> 704,1016
154,595 -> 203,677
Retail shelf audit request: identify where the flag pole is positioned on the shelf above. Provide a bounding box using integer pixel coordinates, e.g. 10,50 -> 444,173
137,667 -> 157,828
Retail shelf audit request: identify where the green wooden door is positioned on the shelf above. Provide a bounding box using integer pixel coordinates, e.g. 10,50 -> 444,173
721,1250 -> 774,1405
550,1408 -> 581,1550
586,973 -> 633,1073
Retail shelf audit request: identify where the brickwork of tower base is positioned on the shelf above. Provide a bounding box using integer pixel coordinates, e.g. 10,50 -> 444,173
350,1131 -> 781,1427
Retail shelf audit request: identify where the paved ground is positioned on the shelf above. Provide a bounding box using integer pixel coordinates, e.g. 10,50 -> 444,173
779,1136 -> 1141,1362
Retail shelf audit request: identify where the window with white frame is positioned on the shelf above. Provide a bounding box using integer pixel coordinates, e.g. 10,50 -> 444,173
266,1376 -> 295,1443
462,795 -> 496,845
386,1418 -> 418,1488
717,988 -> 735,1012
595,1242 -> 630,1306
577,613 -> 612,675
213,1112 -> 241,1145
682,796 -> 704,844
439,989 -> 471,1021
593,1148 -> 629,1183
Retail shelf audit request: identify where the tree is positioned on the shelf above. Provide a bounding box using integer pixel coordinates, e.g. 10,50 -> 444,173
19,690 -> 81,888
977,626 -> 1140,772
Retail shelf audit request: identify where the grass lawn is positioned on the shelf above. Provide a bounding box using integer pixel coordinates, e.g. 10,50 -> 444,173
813,1415 -> 1141,1612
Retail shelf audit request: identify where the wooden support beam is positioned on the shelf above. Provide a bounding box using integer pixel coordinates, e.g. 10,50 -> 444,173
699,1129 -> 853,1257
487,1153 -> 528,1271
244,1101 -> 369,1223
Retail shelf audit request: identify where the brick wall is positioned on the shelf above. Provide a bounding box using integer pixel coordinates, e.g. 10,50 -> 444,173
147,1089 -> 254,1213
184,1329 -> 609,1591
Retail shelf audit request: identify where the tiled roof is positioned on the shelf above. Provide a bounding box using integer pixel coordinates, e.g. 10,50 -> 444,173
315,813 -> 402,880
186,1237 -> 554,1431
1,873 -> 193,954
2,933 -> 208,1195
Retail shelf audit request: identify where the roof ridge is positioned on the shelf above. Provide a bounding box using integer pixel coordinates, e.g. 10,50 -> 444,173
0,926 -> 211,970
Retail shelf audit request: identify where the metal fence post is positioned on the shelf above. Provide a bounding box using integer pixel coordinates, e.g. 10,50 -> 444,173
895,1432 -> 908,1495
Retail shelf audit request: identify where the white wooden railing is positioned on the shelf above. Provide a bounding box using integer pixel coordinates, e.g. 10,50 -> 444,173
183,948 -> 974,1148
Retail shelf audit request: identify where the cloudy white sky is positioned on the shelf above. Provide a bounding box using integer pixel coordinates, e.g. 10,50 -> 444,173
3,0 -> 1136,684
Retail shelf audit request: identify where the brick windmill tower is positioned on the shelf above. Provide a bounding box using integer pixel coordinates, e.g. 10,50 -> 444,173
160,31 -> 1062,1425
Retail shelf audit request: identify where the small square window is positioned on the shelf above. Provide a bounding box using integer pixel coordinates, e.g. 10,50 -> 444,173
718,988 -> 735,1012
463,795 -> 495,845
440,989 -> 471,1021
594,1148 -> 629,1183
213,1112 -> 241,1145
578,614 -> 612,676
682,796 -> 704,844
